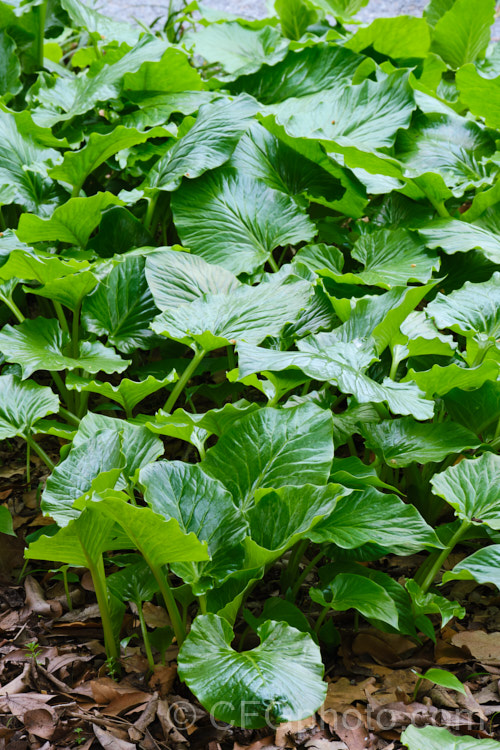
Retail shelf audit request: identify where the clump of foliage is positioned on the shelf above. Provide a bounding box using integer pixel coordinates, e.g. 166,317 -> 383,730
0,0 -> 499,745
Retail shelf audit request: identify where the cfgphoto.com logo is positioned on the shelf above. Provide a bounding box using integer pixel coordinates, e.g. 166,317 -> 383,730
165,700 -> 484,733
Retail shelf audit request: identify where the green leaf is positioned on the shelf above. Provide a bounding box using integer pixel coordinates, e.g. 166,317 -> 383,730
178,614 -> 326,728
275,0 -> 317,41
457,64 -> 500,129
330,456 -> 397,492
419,668 -> 466,694
41,430 -> 125,526
309,487 -> 441,554
443,545 -> 500,589
142,96 -> 258,193
346,16 -> 431,59
402,725 -> 500,749
0,506 -> 14,536
123,46 -> 203,94
431,0 -> 495,69
202,403 -> 334,512
73,412 -> 163,482
66,372 -> 177,416
88,207 -> 153,258
406,578 -> 465,629
171,169 -> 315,275
405,362 -> 500,398
444,379 -> 500,436
151,273 -> 313,352
82,256 -> 159,354
0,318 -> 129,379
310,573 -> 400,629
185,22 -> 289,77
140,460 -> 247,593
418,219 -> 500,264
361,417 -> 480,467
343,228 -> 439,289
427,273 -> 500,343
97,493 -> 209,568
0,106 -> 63,214
107,558 -> 159,605
0,374 -> 59,439
145,249 -> 239,310
237,340 -> 434,419
60,0 -> 140,45
0,30 -> 21,99
310,0 -> 368,20
25,270 -> 98,313
431,453 -> 500,528
17,193 -> 125,248
0,248 -> 88,286
50,125 -> 171,193
246,484 -> 346,565
231,44 -> 363,105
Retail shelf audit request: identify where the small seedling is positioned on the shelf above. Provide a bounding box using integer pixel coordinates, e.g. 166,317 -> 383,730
25,641 -> 43,666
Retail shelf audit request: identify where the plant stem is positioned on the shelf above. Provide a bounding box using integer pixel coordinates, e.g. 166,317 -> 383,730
53,302 -> 69,333
282,539 -> 308,593
26,441 -> 31,484
420,520 -> 471,594
62,567 -> 73,611
52,371 -> 73,411
33,0 -> 47,69
145,194 -> 158,233
0,293 -> 25,323
72,302 -> 81,361
226,345 -> 235,371
198,594 -> 207,614
90,555 -> 119,662
136,599 -> 155,671
150,564 -> 186,646
268,255 -> 280,273
164,347 -> 206,413
25,434 -> 55,471
314,606 -> 329,634
59,406 -> 81,427
291,550 -> 324,600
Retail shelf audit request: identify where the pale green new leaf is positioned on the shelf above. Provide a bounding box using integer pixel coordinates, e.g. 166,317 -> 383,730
0,506 -> 14,536
457,64 -> 500,128
60,0 -> 140,45
310,573 -> 400,629
178,615 -> 326,728
275,0 -> 317,41
443,545 -> 500,589
346,16 -> 431,59
66,372 -> 177,415
418,219 -> 500,264
0,374 -> 59,439
431,0 -> 495,69
427,273 -> 500,341
402,725 -> 500,749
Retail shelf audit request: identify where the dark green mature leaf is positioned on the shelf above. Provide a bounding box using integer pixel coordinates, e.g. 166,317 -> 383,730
237,340 -> 434,419
431,453 -> 500,528
88,207 -> 153,258
202,403 -> 334,512
0,30 -> 21,99
0,318 -> 129,379
185,22 -> 289,77
361,417 -> 480,467
151,273 -> 313,352
17,193 -> 124,248
142,96 -> 258,193
310,573 -> 400,628
172,169 -> 315,275
444,380 -> 500,435
0,374 -> 58,439
108,558 -> 159,605
82,256 -> 159,354
430,0 -> 495,68
309,487 -> 441,554
402,725 -> 500,749
178,615 -> 326,728
140,460 -> 247,593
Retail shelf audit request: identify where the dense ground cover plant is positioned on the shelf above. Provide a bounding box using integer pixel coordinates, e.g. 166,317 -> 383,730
1,0 -> 500,745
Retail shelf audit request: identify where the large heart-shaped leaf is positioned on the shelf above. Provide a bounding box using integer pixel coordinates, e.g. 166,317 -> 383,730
178,614 -> 326,728
346,15 -> 431,59
0,374 -> 59,439
60,0 -> 140,45
431,453 -> 500,528
171,168 -> 315,275
309,486 -> 441,553
443,545 -> 500,589
82,256 -> 159,354
151,273 -> 313,352
0,318 -> 129,379
361,417 -> 480,467
427,274 -> 500,343
202,403 -> 334,512
430,0 -> 495,69
142,96 -> 258,193
418,219 -> 500,264
457,63 -> 500,128
237,340 -> 434,419
66,372 -> 177,417
140,460 -> 247,593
